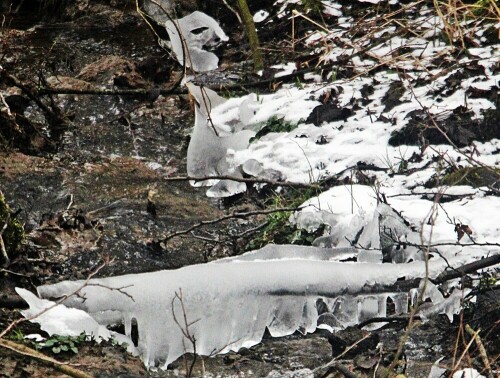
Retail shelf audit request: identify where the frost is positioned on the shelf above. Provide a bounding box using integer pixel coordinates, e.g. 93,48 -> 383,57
165,11 -> 228,72
18,244 -> 466,369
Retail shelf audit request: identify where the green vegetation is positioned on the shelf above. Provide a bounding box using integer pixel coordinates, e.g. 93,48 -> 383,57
7,329 -> 85,355
246,187 -> 324,250
442,166 -> 500,187
301,0 -> 325,14
41,333 -> 86,355
0,190 -> 24,263
250,116 -> 299,143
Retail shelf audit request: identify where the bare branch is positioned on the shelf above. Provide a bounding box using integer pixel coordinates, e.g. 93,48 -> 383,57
160,206 -> 304,243
163,174 -> 320,188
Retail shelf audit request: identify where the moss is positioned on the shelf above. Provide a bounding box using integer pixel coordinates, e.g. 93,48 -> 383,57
0,191 -> 25,261
442,166 -> 500,188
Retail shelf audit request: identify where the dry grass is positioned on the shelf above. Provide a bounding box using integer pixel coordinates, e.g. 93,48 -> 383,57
433,0 -> 500,48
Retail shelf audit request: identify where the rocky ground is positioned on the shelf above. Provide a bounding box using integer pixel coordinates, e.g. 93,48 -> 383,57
1,1 -> 499,377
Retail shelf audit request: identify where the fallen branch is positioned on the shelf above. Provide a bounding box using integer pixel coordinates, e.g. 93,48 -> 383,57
163,174 -> 320,188
160,206 -> 303,243
0,214 -> 9,267
162,162 -> 391,189
37,60 -> 343,97
319,363 -> 360,378
433,254 -> 500,284
39,86 -> 186,97
0,338 -> 93,378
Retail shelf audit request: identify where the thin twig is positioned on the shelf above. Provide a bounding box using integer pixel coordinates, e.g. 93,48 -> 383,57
464,324 -> 493,378
161,207 -> 304,243
164,174 -> 320,188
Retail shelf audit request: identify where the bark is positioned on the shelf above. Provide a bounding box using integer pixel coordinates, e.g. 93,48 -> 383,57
236,0 -> 264,71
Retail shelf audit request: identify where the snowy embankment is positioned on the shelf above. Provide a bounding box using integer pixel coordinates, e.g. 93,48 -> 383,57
18,0 -> 499,370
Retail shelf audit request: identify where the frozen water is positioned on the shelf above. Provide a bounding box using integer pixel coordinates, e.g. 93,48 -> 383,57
241,159 -> 264,177
187,102 -> 254,182
18,243 -> 478,369
165,11 -> 228,72
418,286 -> 471,322
206,177 -> 247,198
185,82 -> 226,118
452,368 -> 486,378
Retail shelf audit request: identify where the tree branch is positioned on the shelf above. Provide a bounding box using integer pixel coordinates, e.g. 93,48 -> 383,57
160,207 -> 303,243
0,338 -> 93,378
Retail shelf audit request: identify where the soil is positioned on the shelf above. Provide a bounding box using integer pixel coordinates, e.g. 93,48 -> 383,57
0,1 -> 498,378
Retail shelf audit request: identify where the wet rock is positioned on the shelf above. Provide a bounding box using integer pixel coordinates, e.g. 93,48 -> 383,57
137,56 -> 172,84
328,327 -> 379,358
3,94 -> 31,114
389,106 -> 500,147
306,103 -> 352,126
77,55 -> 148,89
0,108 -> 53,154
382,81 -> 404,112
46,76 -> 97,92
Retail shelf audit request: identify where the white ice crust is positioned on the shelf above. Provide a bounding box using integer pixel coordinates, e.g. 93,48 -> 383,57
18,244 -> 476,369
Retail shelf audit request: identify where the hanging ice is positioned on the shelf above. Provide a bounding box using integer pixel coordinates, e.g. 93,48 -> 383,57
187,103 -> 254,182
185,82 -> 227,120
16,244 -> 467,370
186,83 -> 256,196
165,11 -> 228,72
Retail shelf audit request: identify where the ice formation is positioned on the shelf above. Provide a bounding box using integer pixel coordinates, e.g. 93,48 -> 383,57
164,11 -> 228,72
186,83 -> 257,196
291,185 -> 424,263
18,244 -> 470,369
187,106 -> 253,177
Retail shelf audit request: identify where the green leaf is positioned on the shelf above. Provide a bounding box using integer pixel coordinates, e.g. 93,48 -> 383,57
60,344 -> 69,351
44,339 -> 56,347
52,346 -> 61,354
70,347 -> 78,354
